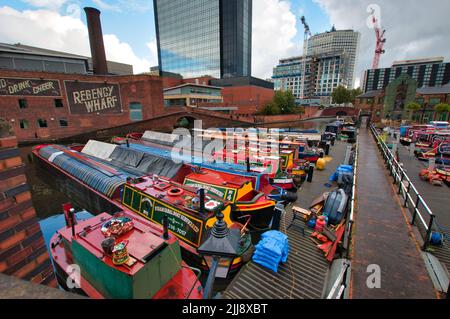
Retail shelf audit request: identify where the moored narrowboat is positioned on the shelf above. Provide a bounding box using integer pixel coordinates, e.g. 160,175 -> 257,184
33,145 -> 253,278
51,207 -> 203,299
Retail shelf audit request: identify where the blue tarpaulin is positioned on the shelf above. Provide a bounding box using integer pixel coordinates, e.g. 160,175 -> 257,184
252,230 -> 289,273
329,164 -> 353,183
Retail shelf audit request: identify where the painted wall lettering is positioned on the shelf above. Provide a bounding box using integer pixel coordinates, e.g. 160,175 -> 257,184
0,77 -> 61,96
64,81 -> 122,114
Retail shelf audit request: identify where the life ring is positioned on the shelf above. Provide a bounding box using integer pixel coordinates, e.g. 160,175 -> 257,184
168,187 -> 183,196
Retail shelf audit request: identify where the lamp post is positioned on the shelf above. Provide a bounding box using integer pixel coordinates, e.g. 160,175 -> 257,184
198,210 -> 241,299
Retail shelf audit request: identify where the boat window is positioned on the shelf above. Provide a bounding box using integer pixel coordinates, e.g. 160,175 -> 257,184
140,197 -> 153,217
123,187 -> 133,206
132,192 -> 142,211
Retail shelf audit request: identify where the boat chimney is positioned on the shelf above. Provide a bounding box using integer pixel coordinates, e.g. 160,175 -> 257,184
69,208 -> 77,237
246,157 -> 250,172
198,188 -> 205,215
84,7 -> 108,75
162,215 -> 169,239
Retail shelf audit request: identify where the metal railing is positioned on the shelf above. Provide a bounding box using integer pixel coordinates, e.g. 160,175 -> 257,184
369,124 -> 435,250
327,133 -> 359,299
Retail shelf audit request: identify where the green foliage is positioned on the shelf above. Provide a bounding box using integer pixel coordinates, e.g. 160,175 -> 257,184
331,86 -> 363,104
259,102 -> 281,115
350,87 -> 363,101
331,86 -> 351,104
434,103 -> 450,113
259,90 -> 300,115
406,102 -> 421,111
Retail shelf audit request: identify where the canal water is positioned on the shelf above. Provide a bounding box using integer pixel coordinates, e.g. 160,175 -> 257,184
20,118 -> 334,266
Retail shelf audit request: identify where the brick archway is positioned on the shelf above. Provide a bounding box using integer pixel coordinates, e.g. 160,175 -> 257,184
174,116 -> 198,129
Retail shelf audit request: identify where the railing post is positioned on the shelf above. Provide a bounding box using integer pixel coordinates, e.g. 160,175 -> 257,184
422,214 -> 435,251
404,182 -> 411,207
411,195 -> 420,225
398,171 -> 404,194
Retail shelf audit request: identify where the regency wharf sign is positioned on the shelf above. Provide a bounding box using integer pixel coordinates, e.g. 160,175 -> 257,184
64,81 -> 122,114
0,77 -> 61,96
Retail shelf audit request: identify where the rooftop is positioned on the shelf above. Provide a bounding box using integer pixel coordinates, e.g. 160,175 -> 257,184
416,83 -> 450,95
392,57 -> 445,67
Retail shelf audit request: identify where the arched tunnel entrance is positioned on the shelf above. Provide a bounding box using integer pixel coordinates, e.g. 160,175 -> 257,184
174,116 -> 197,129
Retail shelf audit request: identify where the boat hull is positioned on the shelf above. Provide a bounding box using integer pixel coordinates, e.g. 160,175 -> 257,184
33,151 -> 244,280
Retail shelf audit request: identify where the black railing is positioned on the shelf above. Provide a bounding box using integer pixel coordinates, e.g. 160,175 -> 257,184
327,132 -> 358,299
369,124 -> 435,249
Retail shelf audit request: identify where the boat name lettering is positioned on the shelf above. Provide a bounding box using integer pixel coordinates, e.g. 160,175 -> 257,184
154,205 -> 199,233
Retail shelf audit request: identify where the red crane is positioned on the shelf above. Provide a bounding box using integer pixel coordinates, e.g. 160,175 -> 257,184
370,9 -> 386,69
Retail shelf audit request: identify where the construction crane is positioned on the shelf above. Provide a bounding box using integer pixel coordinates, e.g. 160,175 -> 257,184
370,8 -> 386,69
300,15 -> 311,99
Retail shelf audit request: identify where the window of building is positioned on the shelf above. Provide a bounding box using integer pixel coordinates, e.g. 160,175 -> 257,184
129,102 -> 143,121
59,119 -> 68,127
18,99 -> 27,109
37,119 -> 48,128
19,119 -> 29,129
54,99 -> 64,108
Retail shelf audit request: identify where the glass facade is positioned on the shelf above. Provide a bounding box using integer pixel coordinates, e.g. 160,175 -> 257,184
220,0 -> 252,77
154,0 -> 252,79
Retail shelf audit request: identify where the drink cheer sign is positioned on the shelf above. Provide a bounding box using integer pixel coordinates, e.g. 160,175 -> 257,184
64,80 -> 122,114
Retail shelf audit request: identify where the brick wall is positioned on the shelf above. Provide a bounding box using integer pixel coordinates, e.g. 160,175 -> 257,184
0,135 -> 56,287
0,70 -> 164,143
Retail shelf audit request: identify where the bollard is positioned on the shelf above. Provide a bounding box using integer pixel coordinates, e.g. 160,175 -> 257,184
428,158 -> 435,171
409,143 -> 415,156
307,165 -> 314,183
271,204 -> 284,231
325,143 -> 330,156
162,215 -> 169,239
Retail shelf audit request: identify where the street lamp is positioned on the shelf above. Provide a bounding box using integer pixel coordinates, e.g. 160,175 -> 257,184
198,210 -> 241,299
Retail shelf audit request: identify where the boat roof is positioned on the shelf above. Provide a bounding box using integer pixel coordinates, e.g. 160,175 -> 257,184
129,176 -> 229,215
59,212 -> 174,276
185,168 -> 250,189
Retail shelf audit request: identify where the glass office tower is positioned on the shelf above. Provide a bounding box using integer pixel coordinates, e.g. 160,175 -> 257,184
154,0 -> 252,79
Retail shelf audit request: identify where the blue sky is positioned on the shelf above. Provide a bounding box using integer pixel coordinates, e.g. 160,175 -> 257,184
0,0 -> 333,78
1,0 -> 449,85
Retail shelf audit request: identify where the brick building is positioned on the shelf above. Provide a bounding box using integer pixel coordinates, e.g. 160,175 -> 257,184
0,69 -> 164,143
0,127 -> 55,287
355,75 -> 450,123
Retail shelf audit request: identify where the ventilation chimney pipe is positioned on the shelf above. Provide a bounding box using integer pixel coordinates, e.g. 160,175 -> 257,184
84,7 -> 108,75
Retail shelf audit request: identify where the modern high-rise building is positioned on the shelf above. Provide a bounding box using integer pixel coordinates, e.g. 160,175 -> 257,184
272,50 -> 349,99
307,28 -> 360,88
153,0 -> 252,79
361,57 -> 450,92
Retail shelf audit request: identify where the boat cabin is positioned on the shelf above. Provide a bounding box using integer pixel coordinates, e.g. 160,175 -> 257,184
55,212 -> 201,299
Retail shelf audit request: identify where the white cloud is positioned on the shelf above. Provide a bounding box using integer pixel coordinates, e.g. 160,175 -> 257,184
0,6 -> 155,74
92,0 -> 121,13
21,0 -> 69,10
252,0 -> 301,79
314,0 -> 450,88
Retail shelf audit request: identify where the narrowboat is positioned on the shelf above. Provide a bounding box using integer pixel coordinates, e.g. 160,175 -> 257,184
33,145 -> 253,278
50,206 -> 203,299
81,140 -> 279,231
113,135 -> 295,199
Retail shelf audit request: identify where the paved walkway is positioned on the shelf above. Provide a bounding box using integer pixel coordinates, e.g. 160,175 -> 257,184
351,127 -> 436,299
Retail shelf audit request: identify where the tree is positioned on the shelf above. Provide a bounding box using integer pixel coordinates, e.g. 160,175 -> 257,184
350,87 -> 363,101
434,103 -> 450,121
259,90 -> 299,115
406,102 -> 421,122
259,102 -> 281,115
331,85 -> 352,104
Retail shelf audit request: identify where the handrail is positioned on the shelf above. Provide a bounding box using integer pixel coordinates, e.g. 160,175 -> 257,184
326,260 -> 351,299
369,124 -> 436,250
328,131 -> 358,299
